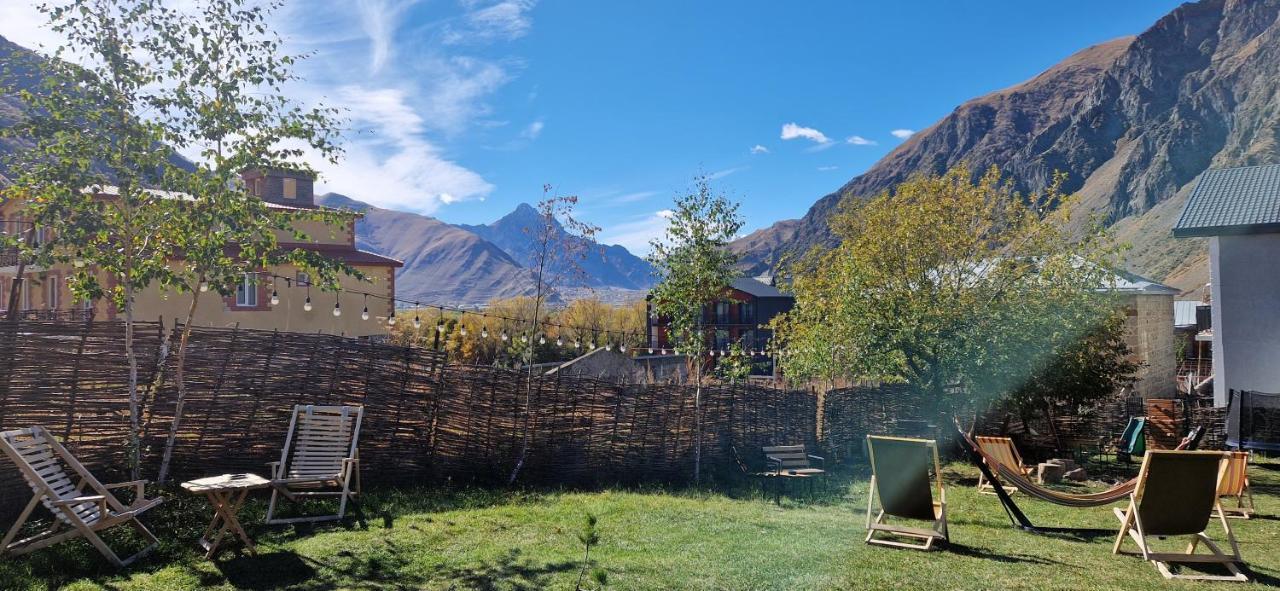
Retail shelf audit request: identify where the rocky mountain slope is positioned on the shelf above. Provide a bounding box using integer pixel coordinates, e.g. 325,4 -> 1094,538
735,0 -> 1280,295
458,203 -> 654,291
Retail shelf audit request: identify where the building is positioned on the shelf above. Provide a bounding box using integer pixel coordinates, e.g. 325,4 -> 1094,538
1109,270 -> 1180,400
1174,296 -> 1213,396
0,169 -> 401,337
646,276 -> 794,375
1173,163 -> 1280,407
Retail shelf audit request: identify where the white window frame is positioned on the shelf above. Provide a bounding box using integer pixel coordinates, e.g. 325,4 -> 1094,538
235,273 -> 258,307
45,277 -> 59,310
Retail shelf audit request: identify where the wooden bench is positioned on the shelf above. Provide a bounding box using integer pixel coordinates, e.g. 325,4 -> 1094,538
763,445 -> 826,477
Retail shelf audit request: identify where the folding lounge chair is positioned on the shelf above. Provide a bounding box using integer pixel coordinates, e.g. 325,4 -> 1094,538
865,435 -> 948,550
1117,417 -> 1146,462
974,436 -> 1034,495
0,426 -> 162,567
1214,451 -> 1255,520
1112,450 -> 1248,582
266,405 -> 363,525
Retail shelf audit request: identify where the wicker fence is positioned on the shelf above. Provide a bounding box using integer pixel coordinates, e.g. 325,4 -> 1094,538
0,320 -> 816,519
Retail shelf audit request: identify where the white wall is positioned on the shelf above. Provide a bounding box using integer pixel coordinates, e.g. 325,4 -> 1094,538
1210,234 -> 1280,406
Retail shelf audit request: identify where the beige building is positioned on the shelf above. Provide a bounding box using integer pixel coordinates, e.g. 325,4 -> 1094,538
0,170 -> 400,338
1111,271 -> 1179,400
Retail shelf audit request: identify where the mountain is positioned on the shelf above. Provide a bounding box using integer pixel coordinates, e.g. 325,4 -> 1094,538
735,0 -> 1280,295
317,193 -> 538,306
317,194 -> 653,306
458,203 -> 655,291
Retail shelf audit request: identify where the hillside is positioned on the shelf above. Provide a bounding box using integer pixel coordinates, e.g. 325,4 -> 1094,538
735,0 -> 1280,295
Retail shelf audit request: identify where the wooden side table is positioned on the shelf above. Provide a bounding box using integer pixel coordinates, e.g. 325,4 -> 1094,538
181,473 -> 270,559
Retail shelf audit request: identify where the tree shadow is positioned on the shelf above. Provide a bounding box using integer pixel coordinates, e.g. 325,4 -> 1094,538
428,548 -> 578,591
215,551 -> 317,590
943,541 -> 1065,566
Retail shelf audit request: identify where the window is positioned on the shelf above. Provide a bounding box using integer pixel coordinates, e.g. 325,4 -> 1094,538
45,277 -> 59,310
235,273 -> 258,307
282,177 -> 297,199
20,278 -> 30,311
715,301 -> 731,324
740,301 -> 754,324
295,271 -> 310,287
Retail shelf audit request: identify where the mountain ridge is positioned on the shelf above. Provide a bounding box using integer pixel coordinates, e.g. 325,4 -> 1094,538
733,0 -> 1280,296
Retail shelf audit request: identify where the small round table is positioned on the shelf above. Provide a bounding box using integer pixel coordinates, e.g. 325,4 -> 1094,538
181,473 -> 270,559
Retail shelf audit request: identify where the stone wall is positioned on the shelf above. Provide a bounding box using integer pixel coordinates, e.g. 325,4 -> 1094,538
1123,293 -> 1176,399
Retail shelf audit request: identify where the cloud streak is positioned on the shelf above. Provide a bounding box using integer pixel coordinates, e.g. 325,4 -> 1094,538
749,144 -> 769,154
846,135 -> 877,146
600,210 -> 673,256
891,128 -> 916,139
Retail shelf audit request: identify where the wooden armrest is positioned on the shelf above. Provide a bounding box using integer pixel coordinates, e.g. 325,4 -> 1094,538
267,461 -> 282,478
104,479 -> 149,499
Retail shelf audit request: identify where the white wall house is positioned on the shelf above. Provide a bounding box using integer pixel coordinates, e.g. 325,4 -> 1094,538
1173,164 -> 1280,407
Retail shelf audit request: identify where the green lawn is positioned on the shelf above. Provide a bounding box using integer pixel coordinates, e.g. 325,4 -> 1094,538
4,458 -> 1280,590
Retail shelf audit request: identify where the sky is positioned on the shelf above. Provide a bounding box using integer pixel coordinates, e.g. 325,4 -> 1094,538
0,0 -> 1186,254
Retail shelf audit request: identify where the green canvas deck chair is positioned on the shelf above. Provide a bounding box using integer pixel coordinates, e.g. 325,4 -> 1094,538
1117,417 -> 1146,462
974,436 -> 1033,495
0,427 -> 162,567
865,435 -> 948,550
266,405 -> 364,525
1214,451 -> 1255,520
1112,450 -> 1247,582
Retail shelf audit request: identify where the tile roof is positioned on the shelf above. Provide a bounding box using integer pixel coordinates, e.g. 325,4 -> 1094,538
1174,164 -> 1280,237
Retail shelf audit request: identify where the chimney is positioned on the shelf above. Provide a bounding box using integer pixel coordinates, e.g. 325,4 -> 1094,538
241,169 -> 316,208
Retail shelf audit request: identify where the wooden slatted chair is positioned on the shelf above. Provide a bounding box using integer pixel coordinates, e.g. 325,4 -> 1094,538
762,445 -> 825,476
0,427 -> 161,567
865,435 -> 948,551
266,405 -> 364,525
1214,451 -> 1255,520
974,436 -> 1034,495
1113,450 -> 1248,582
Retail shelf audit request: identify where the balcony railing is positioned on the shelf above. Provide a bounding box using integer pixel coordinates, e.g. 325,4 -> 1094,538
0,309 -> 95,322
0,248 -> 20,267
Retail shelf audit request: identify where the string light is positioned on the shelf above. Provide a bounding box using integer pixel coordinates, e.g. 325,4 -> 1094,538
332,297 -> 341,317
539,335 -> 546,345
303,295 -> 312,312
361,294 -> 369,320
413,303 -> 421,329
460,326 -> 468,337
501,331 -> 509,342
575,340 -> 581,349
481,327 -> 489,339
620,344 -> 626,353
199,281 -> 209,293
388,309 -> 396,326
520,333 -> 528,344
270,288 -> 280,306
556,337 -> 563,346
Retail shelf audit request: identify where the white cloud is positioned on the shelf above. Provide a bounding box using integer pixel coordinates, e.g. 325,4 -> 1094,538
520,120 -> 544,140
749,144 -> 769,154
442,0 -> 536,45
355,0 -> 421,74
846,135 -> 877,146
817,165 -> 839,171
780,122 -> 830,144
600,210 -> 674,256
891,128 -> 916,139
314,85 -> 493,213
611,190 -> 658,204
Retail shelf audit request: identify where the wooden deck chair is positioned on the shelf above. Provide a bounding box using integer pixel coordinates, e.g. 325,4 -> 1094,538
974,436 -> 1033,495
1112,450 -> 1247,582
266,405 -> 363,525
0,427 -> 162,567
865,435 -> 948,551
1214,451 -> 1255,520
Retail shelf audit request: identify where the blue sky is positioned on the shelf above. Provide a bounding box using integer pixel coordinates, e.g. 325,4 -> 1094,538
1,0 -> 1185,254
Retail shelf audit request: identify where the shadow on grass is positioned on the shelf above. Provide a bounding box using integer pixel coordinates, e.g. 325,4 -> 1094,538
215,552 -> 316,590
943,542 -> 1066,566
429,548 -> 578,591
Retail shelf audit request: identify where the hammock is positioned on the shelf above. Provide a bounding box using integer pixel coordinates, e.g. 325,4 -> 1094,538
962,431 -> 1136,507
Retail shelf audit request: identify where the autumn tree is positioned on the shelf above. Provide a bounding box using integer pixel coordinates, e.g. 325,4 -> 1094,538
152,0 -> 353,484
773,166 -> 1134,429
3,0 -> 186,478
647,175 -> 743,484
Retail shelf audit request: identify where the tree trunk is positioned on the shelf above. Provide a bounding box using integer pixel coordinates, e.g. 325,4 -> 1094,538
125,282 -> 140,481
157,284 -> 201,484
694,358 -> 702,485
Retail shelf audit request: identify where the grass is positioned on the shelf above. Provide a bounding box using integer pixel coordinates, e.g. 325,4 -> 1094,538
3,457 -> 1280,590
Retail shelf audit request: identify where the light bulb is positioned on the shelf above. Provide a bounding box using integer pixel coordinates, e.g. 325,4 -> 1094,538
501,332 -> 509,341
388,311 -> 396,326
520,334 -> 528,343
73,259 -> 85,268
361,307 -> 369,320
482,328 -> 489,338
605,344 -> 612,352
647,348 -> 652,354
270,290 -> 279,306
575,341 -> 581,349
436,323 -> 445,333
303,296 -> 312,312
588,342 -> 594,349
413,315 -> 421,329
460,327 -> 468,337
333,303 -> 341,317
556,338 -> 563,346
620,345 -> 627,353
539,336 -> 546,345
661,349 -> 667,355
199,282 -> 209,293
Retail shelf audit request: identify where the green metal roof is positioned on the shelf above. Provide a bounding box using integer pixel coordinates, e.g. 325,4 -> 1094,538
1174,164 -> 1280,237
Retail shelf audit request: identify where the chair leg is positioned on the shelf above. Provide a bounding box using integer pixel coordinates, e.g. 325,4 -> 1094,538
265,488 -> 281,524
1,496 -> 41,555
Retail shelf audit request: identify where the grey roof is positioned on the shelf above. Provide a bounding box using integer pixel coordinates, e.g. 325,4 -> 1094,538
1174,164 -> 1280,237
1174,300 -> 1200,327
730,277 -> 790,298
1108,268 -> 1180,295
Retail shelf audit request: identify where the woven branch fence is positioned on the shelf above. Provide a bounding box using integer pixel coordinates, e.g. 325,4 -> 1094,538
0,320 -> 816,520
